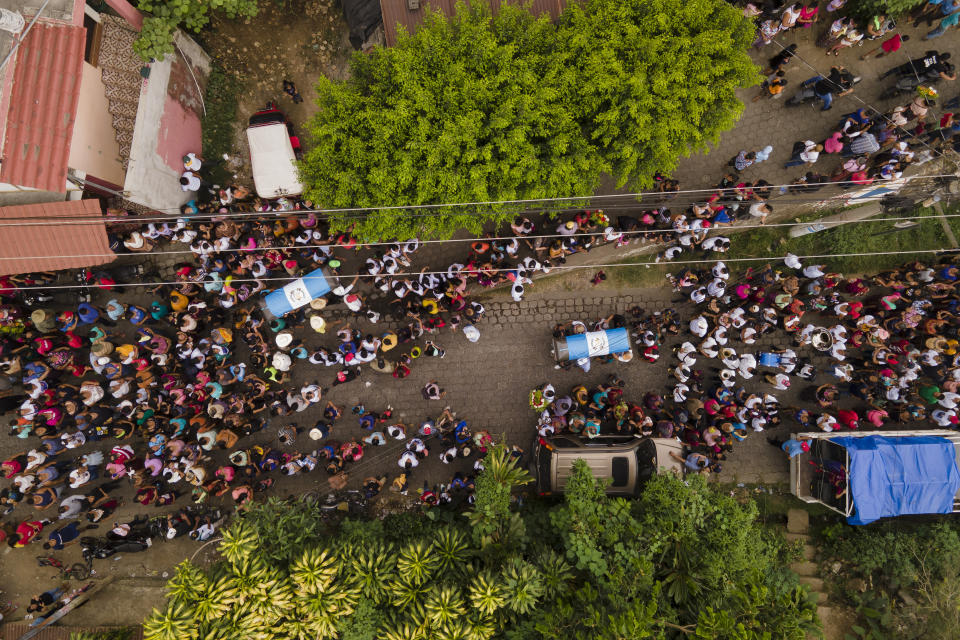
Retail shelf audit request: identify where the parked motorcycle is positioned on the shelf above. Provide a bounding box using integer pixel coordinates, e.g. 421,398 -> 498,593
80,535 -> 152,559
879,67 -> 949,100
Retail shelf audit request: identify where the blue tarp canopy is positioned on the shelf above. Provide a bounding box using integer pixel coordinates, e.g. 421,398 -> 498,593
262,267 -> 331,318
563,328 -> 630,361
834,435 -> 960,525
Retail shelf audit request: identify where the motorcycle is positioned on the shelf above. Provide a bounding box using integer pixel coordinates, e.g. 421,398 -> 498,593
879,68 -> 945,100
80,535 -> 152,559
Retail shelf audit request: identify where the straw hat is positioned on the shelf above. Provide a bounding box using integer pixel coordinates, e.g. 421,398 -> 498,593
381,332 -> 398,352
309,428 -> 325,440
91,342 -> 114,357
309,297 -> 328,310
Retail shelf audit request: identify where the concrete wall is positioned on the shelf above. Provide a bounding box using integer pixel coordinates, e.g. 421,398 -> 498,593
69,62 -> 126,186
123,31 -> 210,212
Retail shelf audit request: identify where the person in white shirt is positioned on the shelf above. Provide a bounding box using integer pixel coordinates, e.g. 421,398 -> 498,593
721,348 -> 740,370
706,278 -> 726,298
689,316 -> 709,337
179,171 -> 201,192
931,408 -> 957,427
673,384 -> 689,403
817,414 -> 837,432
699,337 -> 719,359
803,264 -> 826,278
938,392 -> 960,410
784,253 -> 802,270
183,153 -> 202,171
739,353 -> 757,379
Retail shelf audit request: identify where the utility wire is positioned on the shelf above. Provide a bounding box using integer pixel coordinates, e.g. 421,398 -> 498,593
770,38 -> 960,171
5,194 -> 960,264
7,246 -> 958,292
0,173 -> 954,227
4,208 -> 960,264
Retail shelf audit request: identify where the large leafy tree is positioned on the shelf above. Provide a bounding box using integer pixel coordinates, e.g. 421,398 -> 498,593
300,0 -> 759,241
557,0 -> 759,190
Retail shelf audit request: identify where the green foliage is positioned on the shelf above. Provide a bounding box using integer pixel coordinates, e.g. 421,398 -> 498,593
820,520 -> 960,639
300,0 -> 758,241
467,445 -> 532,555
144,468 -> 815,639
133,0 -> 259,61
201,64 -> 241,185
235,496 -> 332,567
558,0 -> 758,189
851,0 -> 926,19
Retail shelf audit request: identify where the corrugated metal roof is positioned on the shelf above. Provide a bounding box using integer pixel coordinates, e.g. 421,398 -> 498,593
0,198 -> 114,276
380,0 -> 571,46
0,22 -> 85,192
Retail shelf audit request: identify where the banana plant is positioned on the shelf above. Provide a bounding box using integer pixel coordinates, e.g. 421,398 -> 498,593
289,547 -> 339,594
343,542 -> 397,602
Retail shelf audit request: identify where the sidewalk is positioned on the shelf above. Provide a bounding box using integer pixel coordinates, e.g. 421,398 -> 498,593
661,19 -> 960,194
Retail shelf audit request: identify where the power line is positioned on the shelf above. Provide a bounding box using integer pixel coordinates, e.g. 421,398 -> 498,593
0,173 -> 954,227
7,246 -> 957,292
770,38 -> 960,172
4,207 -> 960,265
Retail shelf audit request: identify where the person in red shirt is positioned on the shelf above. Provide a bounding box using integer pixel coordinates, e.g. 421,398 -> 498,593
8,520 -> 48,548
837,409 -> 860,430
860,33 -> 910,60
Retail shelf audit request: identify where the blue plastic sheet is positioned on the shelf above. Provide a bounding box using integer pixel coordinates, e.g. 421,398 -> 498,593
565,328 -> 630,360
833,435 -> 960,525
263,267 -> 331,317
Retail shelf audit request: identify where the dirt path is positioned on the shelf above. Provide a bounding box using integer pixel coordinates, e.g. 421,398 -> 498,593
199,0 -> 353,177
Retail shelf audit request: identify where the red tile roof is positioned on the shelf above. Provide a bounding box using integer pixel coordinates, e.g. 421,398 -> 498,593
0,22 -> 86,192
380,0 -> 570,46
0,198 -> 114,276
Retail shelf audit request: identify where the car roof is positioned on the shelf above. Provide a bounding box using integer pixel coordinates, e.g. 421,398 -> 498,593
544,436 -> 685,492
246,122 -> 304,199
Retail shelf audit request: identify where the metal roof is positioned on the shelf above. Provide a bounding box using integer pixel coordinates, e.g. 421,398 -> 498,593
379,0 -> 569,46
0,21 -> 85,192
0,198 -> 114,275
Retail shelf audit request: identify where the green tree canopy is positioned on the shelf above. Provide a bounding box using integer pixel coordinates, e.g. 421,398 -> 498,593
300,0 -> 759,241
142,462 -> 817,640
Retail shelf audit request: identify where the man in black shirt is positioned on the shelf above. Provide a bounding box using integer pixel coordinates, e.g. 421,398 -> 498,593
880,51 -> 951,79
807,66 -> 855,111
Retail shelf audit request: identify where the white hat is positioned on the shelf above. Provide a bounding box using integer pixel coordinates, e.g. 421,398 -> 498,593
309,428 -> 325,440
272,352 -> 292,371
309,315 -> 327,333
275,332 -> 293,348
96,356 -> 111,366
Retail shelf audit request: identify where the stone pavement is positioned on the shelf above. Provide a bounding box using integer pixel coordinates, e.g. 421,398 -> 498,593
290,283 -> 798,490
629,19 -> 960,196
